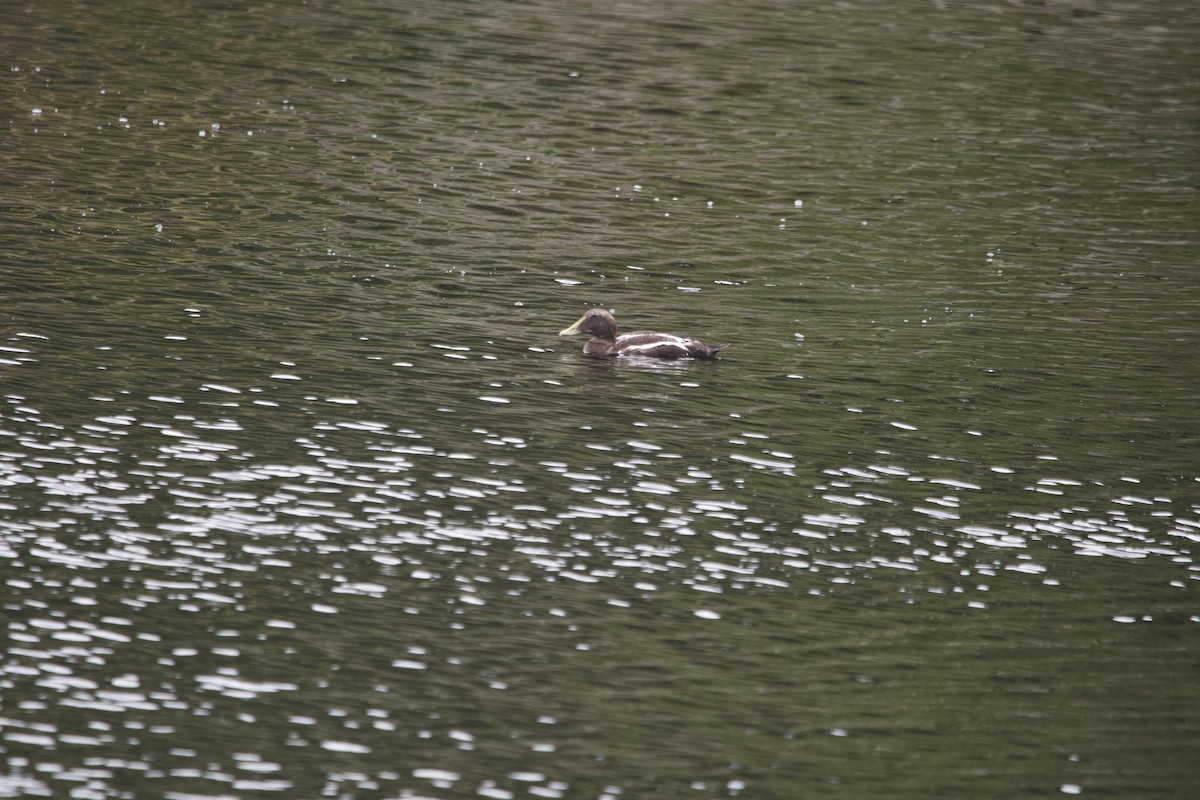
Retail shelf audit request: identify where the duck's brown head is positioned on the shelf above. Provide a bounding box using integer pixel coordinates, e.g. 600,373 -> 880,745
558,308 -> 618,341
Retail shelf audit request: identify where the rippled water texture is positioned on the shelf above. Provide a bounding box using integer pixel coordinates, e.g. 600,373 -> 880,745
2,0 -> 1198,798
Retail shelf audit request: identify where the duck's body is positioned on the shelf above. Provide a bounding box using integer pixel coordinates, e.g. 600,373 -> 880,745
559,309 -> 728,360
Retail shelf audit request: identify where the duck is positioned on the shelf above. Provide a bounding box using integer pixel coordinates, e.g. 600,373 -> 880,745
558,308 -> 728,360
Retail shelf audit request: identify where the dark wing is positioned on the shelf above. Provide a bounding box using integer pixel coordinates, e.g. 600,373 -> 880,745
616,332 -> 724,359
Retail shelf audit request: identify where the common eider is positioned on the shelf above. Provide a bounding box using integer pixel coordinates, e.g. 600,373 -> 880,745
558,308 -> 728,360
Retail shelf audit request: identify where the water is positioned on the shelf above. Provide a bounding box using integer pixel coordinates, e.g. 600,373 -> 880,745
2,0 -> 1198,798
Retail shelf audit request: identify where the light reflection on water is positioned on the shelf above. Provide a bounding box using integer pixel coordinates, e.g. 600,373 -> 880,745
4,371 -> 1197,796
3,0 -> 1200,797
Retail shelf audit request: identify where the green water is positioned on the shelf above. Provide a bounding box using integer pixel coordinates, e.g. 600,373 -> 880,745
2,0 -> 1198,798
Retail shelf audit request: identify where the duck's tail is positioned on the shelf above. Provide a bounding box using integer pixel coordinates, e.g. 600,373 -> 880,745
695,343 -> 729,360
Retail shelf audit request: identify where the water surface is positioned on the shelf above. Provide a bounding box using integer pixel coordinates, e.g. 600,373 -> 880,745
2,1 -> 1198,798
